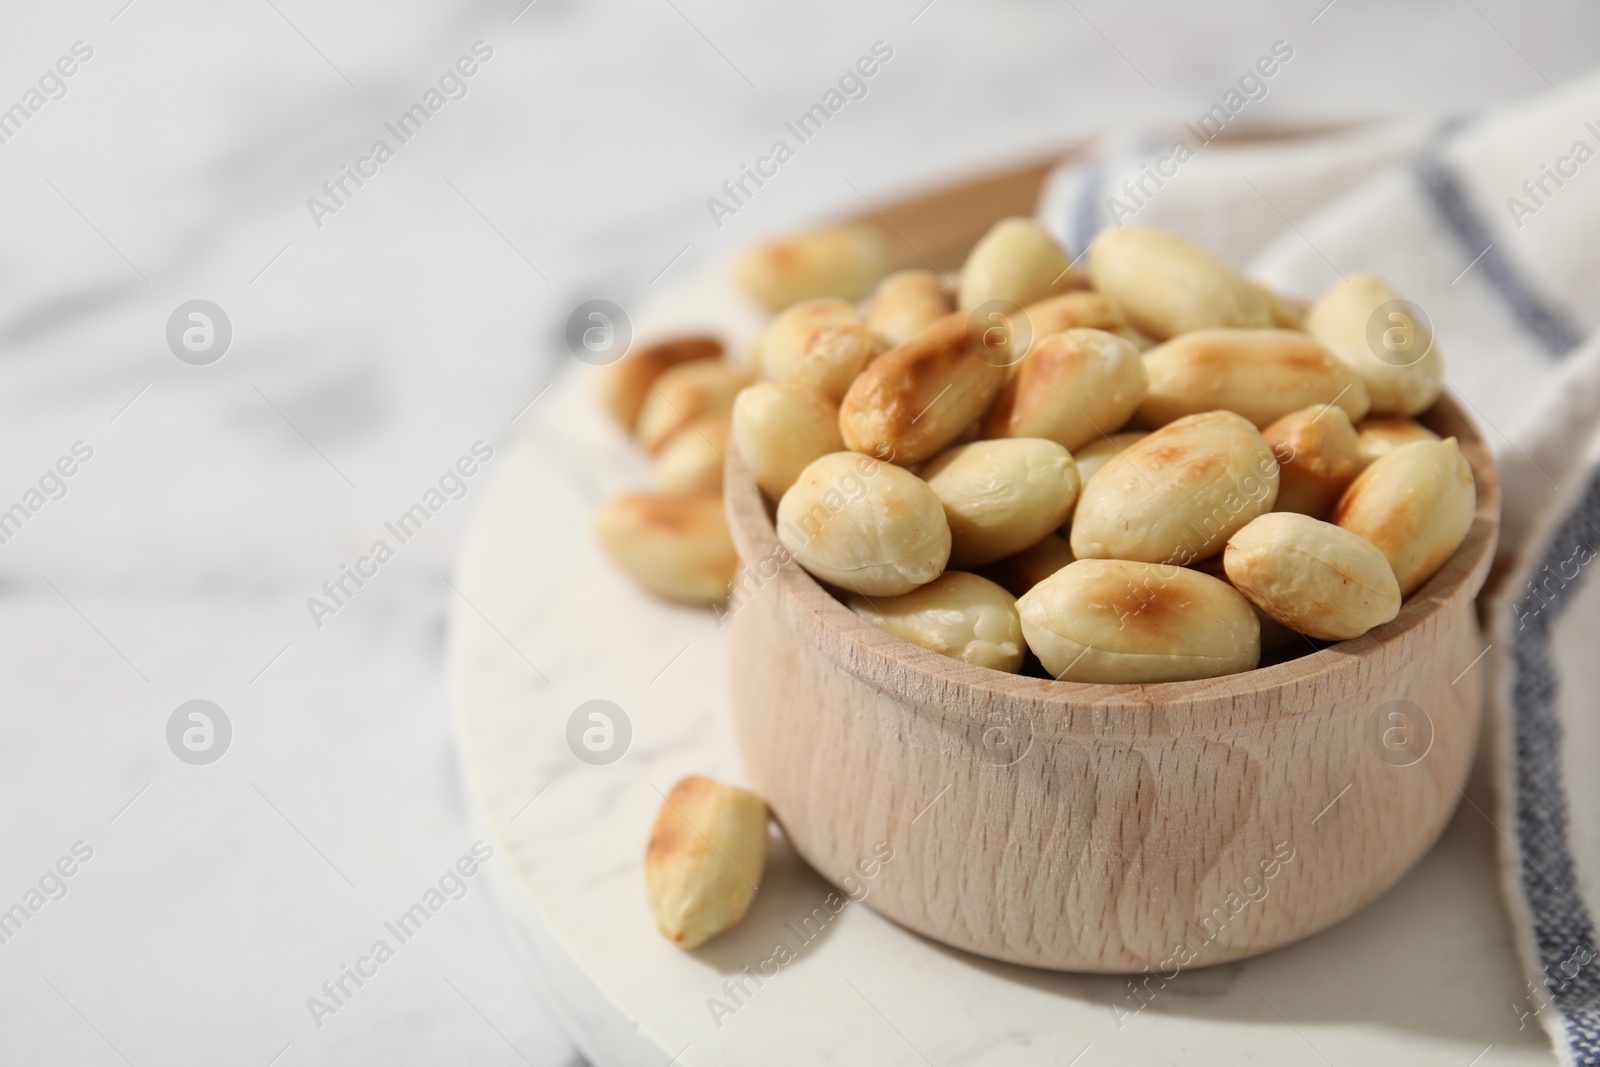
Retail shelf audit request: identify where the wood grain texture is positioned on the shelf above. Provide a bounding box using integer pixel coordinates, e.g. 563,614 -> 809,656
723,394 -> 1499,972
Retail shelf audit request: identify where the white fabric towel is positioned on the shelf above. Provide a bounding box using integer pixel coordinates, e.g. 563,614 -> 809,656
1038,73 -> 1600,1066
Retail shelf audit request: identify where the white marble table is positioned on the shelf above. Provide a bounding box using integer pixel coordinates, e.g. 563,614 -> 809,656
5,1 -> 1600,1063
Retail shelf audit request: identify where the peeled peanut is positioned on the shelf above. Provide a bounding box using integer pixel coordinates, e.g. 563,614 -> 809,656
1254,282 -> 1308,331
981,533 -> 1075,597
1089,226 -> 1272,340
655,414 -> 730,494
983,328 -> 1147,450
734,222 -> 891,311
758,298 -> 875,402
595,336 -> 723,429
1072,432 -> 1148,488
847,571 -> 1024,673
1017,559 -> 1260,682
1308,274 -> 1444,416
957,217 -> 1080,312
1187,553 -> 1301,652
595,492 -> 737,604
646,776 -> 768,949
730,383 -> 843,499
839,312 -> 1010,466
776,452 -> 950,596
1139,330 -> 1370,429
1021,291 -> 1126,338
920,439 -> 1081,568
636,361 -> 752,454
1225,513 -> 1402,641
868,270 -> 952,349
1356,417 -> 1439,468
1070,411 -> 1279,564
1262,405 -> 1362,518
1333,437 -> 1476,596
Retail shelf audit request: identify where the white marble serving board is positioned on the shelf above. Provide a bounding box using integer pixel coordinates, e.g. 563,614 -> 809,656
449,265 -> 1557,1067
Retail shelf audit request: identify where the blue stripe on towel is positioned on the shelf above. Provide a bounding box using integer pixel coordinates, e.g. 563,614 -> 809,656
1510,467 -> 1600,1063
1412,153 -> 1584,358
1070,162 -> 1104,258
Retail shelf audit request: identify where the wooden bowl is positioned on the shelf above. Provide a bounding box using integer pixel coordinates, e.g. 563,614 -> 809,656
723,394 -> 1499,973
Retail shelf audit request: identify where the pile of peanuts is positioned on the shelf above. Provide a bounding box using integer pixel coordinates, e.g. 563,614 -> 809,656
595,218 -> 1476,684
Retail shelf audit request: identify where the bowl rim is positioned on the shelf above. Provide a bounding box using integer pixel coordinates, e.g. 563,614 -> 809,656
724,389 -> 1501,720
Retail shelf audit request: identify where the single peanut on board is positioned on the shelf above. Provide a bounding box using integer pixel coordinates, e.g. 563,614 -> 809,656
957,217 -> 1080,312
847,571 -> 1025,673
1225,512 -> 1402,641
646,776 -> 768,949
1017,559 -> 1260,682
1070,411 -> 1279,564
758,298 -> 876,402
838,312 -> 1010,466
595,335 -> 723,429
867,270 -> 953,349
595,492 -> 737,604
635,360 -> 753,454
1139,329 -> 1370,429
920,439 -> 1080,568
1308,274 -> 1444,416
776,452 -> 951,596
1261,405 -> 1362,518
1334,437 -> 1476,596
730,383 -> 843,499
734,222 -> 891,311
655,413 -> 730,494
1089,226 -> 1272,339
982,328 -> 1148,451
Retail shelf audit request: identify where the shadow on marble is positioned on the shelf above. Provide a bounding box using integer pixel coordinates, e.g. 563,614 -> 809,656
691,828 -> 846,976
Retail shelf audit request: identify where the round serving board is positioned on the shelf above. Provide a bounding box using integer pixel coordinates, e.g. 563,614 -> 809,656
451,152 -> 1557,1065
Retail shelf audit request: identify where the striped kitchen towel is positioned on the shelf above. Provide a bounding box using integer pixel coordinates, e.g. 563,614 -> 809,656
1039,70 -> 1600,1066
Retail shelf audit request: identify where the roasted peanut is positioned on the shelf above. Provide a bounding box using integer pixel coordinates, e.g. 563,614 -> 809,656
646,776 -> 768,949
655,414 -> 730,494
734,222 -> 891,311
635,360 -> 753,454
839,312 -> 1010,466
1139,329 -> 1370,429
920,439 -> 1081,568
867,270 -> 953,349
982,328 -> 1147,450
1070,411 -> 1279,564
1021,291 -> 1126,338
758,298 -> 876,402
1355,416 -> 1439,468
957,217 -> 1080,312
1225,513 -> 1402,641
1071,431 -> 1148,488
1254,282 -> 1309,331
1308,274 -> 1444,416
1262,405 -> 1362,518
847,571 -> 1025,673
595,335 -> 723,429
1017,559 -> 1260,682
1186,553 -> 1301,652
981,533 -> 1075,597
1089,226 -> 1272,340
730,383 -> 843,499
1334,437 -> 1476,596
595,492 -> 738,604
776,452 -> 951,596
